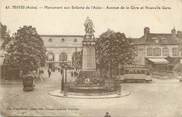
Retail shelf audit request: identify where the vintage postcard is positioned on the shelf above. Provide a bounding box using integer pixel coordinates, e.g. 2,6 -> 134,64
0,0 -> 182,117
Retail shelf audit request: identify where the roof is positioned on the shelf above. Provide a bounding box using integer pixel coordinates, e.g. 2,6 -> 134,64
40,35 -> 84,38
130,33 -> 181,45
130,38 -> 145,45
40,35 -> 84,48
146,33 -> 179,45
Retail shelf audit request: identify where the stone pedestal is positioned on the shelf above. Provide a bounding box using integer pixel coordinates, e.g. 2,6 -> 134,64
82,34 -> 96,71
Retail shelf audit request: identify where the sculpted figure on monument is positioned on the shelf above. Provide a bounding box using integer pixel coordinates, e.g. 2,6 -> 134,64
84,17 -> 95,36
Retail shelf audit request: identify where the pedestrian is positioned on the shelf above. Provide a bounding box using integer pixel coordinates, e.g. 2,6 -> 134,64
104,112 -> 111,117
48,68 -> 51,78
61,69 -> 63,75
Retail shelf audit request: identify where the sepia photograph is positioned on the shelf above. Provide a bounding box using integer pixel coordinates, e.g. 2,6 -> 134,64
0,0 -> 182,117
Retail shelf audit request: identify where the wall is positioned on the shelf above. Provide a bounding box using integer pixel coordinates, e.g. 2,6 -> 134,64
46,47 -> 82,62
134,44 -> 181,65
134,45 -> 146,65
145,45 -> 181,58
41,35 -> 83,65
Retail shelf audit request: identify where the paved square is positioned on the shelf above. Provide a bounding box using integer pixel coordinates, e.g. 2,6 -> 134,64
1,73 -> 182,117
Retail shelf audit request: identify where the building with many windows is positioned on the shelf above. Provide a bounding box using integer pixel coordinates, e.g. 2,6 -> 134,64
41,27 -> 182,74
131,27 -> 182,73
40,35 -> 84,69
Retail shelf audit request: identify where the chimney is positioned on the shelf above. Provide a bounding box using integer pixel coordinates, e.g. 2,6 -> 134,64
144,27 -> 150,40
171,27 -> 176,38
177,31 -> 182,38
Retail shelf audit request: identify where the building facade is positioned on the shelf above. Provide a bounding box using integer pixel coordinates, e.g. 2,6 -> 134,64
40,35 -> 83,69
131,27 -> 182,73
41,27 -> 182,73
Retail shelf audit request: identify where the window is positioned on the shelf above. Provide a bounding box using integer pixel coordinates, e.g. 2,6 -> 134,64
155,40 -> 159,44
59,52 -> 67,61
152,37 -> 158,40
48,38 -> 52,42
162,47 -> 169,56
74,38 -> 77,42
47,52 -> 54,61
61,38 -> 65,42
153,48 -> 161,56
172,47 -> 179,56
147,47 -> 153,56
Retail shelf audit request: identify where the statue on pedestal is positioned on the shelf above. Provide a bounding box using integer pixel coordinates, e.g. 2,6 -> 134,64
82,17 -> 96,71
84,17 -> 95,39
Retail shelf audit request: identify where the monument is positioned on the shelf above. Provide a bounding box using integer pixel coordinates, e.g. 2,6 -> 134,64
74,17 -> 98,86
82,17 -> 96,71
65,17 -> 120,94
49,17 -> 125,97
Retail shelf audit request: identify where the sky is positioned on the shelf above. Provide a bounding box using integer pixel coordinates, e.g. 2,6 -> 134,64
1,0 -> 182,38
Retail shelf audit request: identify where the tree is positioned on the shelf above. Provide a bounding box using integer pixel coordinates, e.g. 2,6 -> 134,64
0,23 -> 11,50
72,50 -> 82,70
5,26 -> 46,74
96,29 -> 136,78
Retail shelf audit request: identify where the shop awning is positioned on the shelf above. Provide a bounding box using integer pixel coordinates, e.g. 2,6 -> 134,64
147,58 -> 169,64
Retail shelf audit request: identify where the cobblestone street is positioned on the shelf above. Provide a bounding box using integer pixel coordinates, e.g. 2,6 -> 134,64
1,72 -> 182,117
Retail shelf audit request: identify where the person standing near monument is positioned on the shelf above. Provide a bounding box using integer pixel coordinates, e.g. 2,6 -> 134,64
104,112 -> 111,117
48,68 -> 51,78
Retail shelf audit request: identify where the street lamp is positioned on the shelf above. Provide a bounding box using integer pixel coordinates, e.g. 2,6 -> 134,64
60,63 -> 74,96
61,68 -> 64,92
60,63 -> 68,96
64,67 -> 67,96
